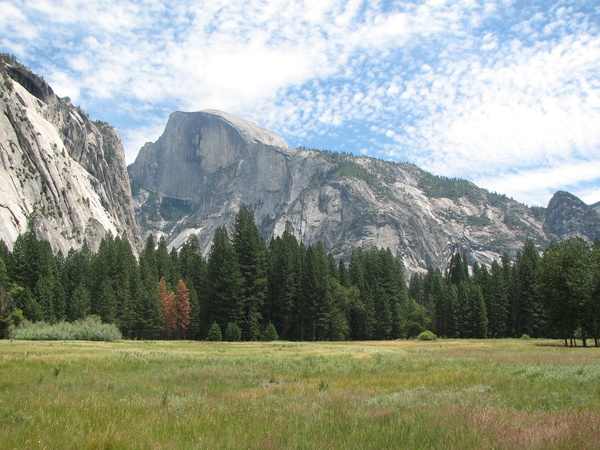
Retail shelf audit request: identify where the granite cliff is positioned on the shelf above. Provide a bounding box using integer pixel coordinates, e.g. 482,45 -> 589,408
0,56 -> 141,254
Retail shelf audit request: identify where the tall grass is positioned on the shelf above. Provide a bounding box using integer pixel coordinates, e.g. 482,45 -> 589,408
0,339 -> 598,448
11,315 -> 122,341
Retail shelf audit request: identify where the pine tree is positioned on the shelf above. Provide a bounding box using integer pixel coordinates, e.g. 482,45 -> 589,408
589,241 -> 600,346
299,243 -> 331,340
447,252 -> 469,285
224,322 -> 242,341
348,248 -> 372,340
484,261 -> 510,337
95,279 -> 118,323
537,238 -> 592,346
179,234 -> 207,339
206,227 -> 243,335
425,268 -> 450,337
513,240 -> 543,337
261,322 -> 279,341
267,222 -> 301,340
69,283 -> 91,321
156,236 -> 174,284
207,322 -> 222,341
232,207 -> 268,340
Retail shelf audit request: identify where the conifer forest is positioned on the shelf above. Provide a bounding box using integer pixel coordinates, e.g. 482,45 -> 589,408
1,207 -> 599,346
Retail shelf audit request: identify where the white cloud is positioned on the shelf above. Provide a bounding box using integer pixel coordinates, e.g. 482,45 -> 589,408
2,0 -> 599,206
476,160 -> 600,206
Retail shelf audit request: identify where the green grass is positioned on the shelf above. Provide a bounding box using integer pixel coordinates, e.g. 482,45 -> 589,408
0,339 -> 598,448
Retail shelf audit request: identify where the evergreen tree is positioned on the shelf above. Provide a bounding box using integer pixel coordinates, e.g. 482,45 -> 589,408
537,238 -> 592,346
484,261 -> 510,337
447,252 -> 469,285
299,242 -> 331,340
135,257 -> 164,338
224,322 -> 242,341
155,236 -> 174,284
513,240 -> 543,337
261,322 -> 279,341
589,241 -> 600,346
207,322 -> 222,341
95,279 -> 118,323
179,234 -> 207,339
139,235 -> 158,281
69,283 -> 91,321
206,227 -> 243,334
500,252 -> 518,337
348,248 -> 372,339
425,268 -> 451,337
467,283 -> 488,338
62,244 -> 92,320
327,277 -> 357,341
0,257 -> 7,291
232,207 -> 268,340
267,223 -> 301,340
35,276 -> 56,323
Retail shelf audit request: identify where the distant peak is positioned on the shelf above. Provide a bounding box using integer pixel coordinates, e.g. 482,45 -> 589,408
548,190 -> 586,207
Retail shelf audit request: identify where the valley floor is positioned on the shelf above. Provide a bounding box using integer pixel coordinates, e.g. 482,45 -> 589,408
0,339 -> 598,448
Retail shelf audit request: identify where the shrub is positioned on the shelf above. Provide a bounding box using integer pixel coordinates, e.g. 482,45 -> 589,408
207,322 -> 222,341
520,333 -> 531,340
406,321 -> 426,339
224,322 -> 242,341
417,330 -> 437,341
262,322 -> 279,341
12,316 -> 122,341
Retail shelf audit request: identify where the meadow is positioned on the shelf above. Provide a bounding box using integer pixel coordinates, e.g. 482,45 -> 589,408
0,339 -> 598,449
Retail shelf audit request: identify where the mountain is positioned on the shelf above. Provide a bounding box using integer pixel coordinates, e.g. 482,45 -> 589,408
545,191 -> 600,242
0,56 -> 141,254
2,57 -> 597,270
128,109 -> 599,273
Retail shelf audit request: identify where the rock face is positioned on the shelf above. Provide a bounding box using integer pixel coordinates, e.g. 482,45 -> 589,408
0,58 -> 142,254
545,191 -> 600,242
129,109 -> 578,274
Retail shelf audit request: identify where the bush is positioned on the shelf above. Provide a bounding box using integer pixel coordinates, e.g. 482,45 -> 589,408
207,322 -> 222,341
224,322 -> 242,341
261,322 -> 279,341
12,316 -> 121,341
406,321 -> 425,339
1,307 -> 24,339
520,333 -> 531,340
416,330 -> 437,341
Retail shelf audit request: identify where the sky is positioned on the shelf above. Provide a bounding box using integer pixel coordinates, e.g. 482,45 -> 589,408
1,0 -> 599,207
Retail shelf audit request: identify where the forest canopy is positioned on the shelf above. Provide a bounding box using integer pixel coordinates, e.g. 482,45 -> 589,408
1,207 -> 598,346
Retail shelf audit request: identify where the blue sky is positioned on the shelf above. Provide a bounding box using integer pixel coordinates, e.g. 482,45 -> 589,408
2,0 -> 599,206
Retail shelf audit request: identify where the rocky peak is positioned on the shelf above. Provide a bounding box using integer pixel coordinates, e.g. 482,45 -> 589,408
545,190 -> 600,242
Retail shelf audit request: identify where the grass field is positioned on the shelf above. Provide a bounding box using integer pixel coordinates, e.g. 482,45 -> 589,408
1,339 -> 599,449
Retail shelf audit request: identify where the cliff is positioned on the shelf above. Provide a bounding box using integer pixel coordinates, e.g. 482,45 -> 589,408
0,57 -> 142,254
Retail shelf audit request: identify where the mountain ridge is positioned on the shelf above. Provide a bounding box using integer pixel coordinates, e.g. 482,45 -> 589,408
1,58 -> 598,271
128,109 -> 599,273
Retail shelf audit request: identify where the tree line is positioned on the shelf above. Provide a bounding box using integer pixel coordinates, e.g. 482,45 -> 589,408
1,207 -> 598,345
